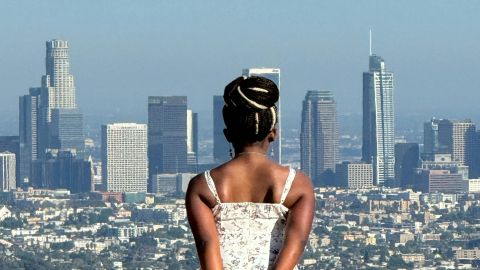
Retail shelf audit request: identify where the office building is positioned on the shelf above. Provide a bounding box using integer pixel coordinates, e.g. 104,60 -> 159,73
213,95 -> 230,164
19,40 -> 84,183
300,90 -> 339,186
0,152 -> 16,191
148,96 -> 187,179
418,154 -> 468,180
43,40 -> 77,113
151,174 -> 178,194
416,169 -> 463,194
31,150 -> 92,193
335,161 -> 373,189
102,123 -> 148,192
50,108 -> 84,155
242,68 -> 282,163
438,120 -> 475,163
423,118 -> 450,160
395,143 -> 419,188
0,136 -> 20,187
463,179 -> 480,193
187,109 -> 198,167
362,49 -> 395,186
19,88 -> 42,183
151,173 -> 197,194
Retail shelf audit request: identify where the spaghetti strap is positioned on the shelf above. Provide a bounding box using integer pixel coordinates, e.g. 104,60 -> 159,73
204,170 -> 221,205
280,167 -> 296,204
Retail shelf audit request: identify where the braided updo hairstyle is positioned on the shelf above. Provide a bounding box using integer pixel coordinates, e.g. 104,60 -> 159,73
223,76 -> 279,144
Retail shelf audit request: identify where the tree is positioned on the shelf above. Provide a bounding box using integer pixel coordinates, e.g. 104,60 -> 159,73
387,255 -> 408,269
0,217 -> 24,229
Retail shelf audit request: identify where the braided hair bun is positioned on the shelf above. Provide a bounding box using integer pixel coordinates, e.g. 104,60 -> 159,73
223,76 -> 279,143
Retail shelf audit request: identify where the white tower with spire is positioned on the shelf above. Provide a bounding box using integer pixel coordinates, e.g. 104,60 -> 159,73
362,32 -> 395,186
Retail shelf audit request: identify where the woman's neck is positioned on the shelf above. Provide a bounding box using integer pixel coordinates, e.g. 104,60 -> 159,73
234,144 -> 268,157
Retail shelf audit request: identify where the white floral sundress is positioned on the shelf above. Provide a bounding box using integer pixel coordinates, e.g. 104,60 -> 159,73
204,168 -> 298,270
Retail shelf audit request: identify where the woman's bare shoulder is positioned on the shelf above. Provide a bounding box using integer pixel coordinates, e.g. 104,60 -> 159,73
186,173 -> 217,208
283,169 -> 314,208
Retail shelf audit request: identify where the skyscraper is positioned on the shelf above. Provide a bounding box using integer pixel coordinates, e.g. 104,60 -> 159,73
300,90 -> 339,186
242,68 -> 282,164
423,118 -> 441,160
395,142 -> 419,188
362,47 -> 395,186
102,123 -> 148,192
19,88 -> 42,183
42,40 -> 77,113
213,95 -> 229,164
19,40 -> 84,183
437,119 -> 476,176
50,108 -> 84,155
187,109 -> 198,167
0,136 -> 20,187
148,96 -> 188,178
0,152 -> 16,191
31,150 -> 92,193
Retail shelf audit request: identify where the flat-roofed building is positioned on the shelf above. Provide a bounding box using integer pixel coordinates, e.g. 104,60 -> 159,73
335,161 -> 373,189
102,123 -> 148,192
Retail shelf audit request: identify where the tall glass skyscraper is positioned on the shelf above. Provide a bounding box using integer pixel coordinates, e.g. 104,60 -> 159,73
148,96 -> 188,179
362,53 -> 395,186
242,68 -> 282,164
300,90 -> 339,186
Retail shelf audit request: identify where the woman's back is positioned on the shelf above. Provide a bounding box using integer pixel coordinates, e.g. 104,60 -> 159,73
205,157 -> 297,269
186,76 -> 314,270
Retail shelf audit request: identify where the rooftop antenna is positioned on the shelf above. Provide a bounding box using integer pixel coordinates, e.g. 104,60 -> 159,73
369,29 -> 372,56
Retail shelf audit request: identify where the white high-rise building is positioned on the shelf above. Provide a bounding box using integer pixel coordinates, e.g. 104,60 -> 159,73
0,152 -> 16,191
242,68 -> 282,164
362,36 -> 395,186
42,40 -> 77,117
186,109 -> 198,166
102,123 -> 148,192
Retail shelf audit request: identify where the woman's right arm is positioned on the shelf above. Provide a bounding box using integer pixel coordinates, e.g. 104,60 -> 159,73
186,175 -> 224,270
274,172 -> 315,270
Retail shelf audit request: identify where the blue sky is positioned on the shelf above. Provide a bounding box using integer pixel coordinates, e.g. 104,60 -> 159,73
1,1 -> 480,133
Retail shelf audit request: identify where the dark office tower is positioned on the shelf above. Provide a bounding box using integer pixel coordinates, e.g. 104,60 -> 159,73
19,88 -> 42,184
31,150 -> 92,193
438,119 -> 477,176
0,136 -> 20,187
243,68 -> 282,164
213,96 -> 229,164
300,91 -> 339,187
148,96 -> 188,181
362,45 -> 395,186
50,108 -> 84,156
423,118 -> 440,160
394,143 -> 419,189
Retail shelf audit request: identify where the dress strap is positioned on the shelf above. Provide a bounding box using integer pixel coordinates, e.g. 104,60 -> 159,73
280,167 -> 296,204
204,170 -> 221,204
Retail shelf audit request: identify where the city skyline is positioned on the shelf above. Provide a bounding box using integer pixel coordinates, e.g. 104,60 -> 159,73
2,2 -> 480,136
2,3 -> 480,269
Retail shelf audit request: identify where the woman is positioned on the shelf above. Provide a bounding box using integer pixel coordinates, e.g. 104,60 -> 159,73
186,76 -> 315,269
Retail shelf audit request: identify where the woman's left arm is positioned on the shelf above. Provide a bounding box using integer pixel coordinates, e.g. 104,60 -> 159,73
186,175 -> 224,270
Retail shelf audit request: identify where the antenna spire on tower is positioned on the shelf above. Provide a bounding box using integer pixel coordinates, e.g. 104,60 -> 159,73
369,29 -> 372,56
